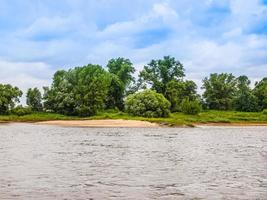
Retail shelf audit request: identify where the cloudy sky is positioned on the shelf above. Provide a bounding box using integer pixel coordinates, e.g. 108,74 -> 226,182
0,0 -> 267,101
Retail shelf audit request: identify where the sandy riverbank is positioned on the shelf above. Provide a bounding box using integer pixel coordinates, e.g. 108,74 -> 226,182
36,119 -> 160,128
2,119 -> 267,128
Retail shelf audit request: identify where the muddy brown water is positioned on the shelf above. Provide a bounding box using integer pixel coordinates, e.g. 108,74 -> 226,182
0,123 -> 266,200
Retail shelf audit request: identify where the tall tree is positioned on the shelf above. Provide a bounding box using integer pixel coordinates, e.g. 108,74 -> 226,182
107,58 -> 135,86
253,77 -> 267,110
43,64 -> 111,116
139,56 -> 185,95
106,58 -> 135,110
233,76 -> 259,112
166,80 -> 199,111
26,87 -> 43,111
0,84 -> 22,114
202,73 -> 237,110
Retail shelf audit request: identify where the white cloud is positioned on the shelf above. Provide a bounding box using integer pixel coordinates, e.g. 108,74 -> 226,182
97,2 -> 181,39
0,60 -> 54,104
0,0 -> 266,96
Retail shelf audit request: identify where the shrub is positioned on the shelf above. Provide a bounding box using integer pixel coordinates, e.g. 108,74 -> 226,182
181,97 -> 201,115
11,106 -> 32,116
263,109 -> 267,114
125,90 -> 171,118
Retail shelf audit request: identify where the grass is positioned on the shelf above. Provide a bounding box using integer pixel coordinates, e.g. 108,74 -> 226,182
1,110 -> 267,126
0,112 -> 79,122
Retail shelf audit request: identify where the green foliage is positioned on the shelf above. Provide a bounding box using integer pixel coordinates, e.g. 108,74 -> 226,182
202,73 -> 237,110
0,84 -> 22,114
107,57 -> 135,86
26,87 -> 43,111
1,56 -> 267,117
234,92 -> 259,112
139,56 -> 185,95
180,97 -> 201,115
106,58 -> 135,110
11,106 -> 32,116
233,76 -> 259,112
166,80 -> 198,111
262,109 -> 267,114
105,75 -> 125,110
253,77 -> 267,110
125,90 -> 171,118
43,64 -> 111,116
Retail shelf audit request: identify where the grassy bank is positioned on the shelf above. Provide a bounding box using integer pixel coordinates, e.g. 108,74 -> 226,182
0,112 -> 79,122
1,110 -> 267,126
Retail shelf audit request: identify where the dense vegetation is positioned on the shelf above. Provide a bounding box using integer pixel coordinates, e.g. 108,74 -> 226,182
0,56 -> 267,121
125,90 -> 170,117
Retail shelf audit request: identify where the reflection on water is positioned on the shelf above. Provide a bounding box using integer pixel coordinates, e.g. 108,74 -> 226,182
0,124 -> 266,200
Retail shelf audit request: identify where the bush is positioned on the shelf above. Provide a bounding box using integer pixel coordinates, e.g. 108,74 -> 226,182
11,106 -> 32,116
181,97 -> 201,115
125,90 -> 171,118
263,109 -> 267,114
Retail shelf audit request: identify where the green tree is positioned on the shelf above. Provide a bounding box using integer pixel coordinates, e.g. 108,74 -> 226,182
253,77 -> 267,110
0,84 -> 22,114
125,90 -> 171,118
180,97 -> 202,115
202,73 -> 237,110
26,87 -> 43,111
139,56 -> 185,95
234,76 -> 259,112
106,58 -> 135,110
105,74 -> 124,110
43,64 -> 111,116
166,80 -> 198,111
11,105 -> 32,116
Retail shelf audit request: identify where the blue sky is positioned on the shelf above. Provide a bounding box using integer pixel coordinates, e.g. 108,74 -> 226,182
0,0 -> 267,99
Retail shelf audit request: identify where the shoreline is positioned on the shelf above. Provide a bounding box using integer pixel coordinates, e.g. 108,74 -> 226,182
36,119 -> 161,128
1,119 -> 267,128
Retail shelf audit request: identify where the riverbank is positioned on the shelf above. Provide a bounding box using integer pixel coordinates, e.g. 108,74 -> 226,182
37,119 -> 160,128
1,110 -> 267,127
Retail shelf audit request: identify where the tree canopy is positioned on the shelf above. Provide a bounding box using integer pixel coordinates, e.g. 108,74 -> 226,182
106,58 -> 135,110
43,64 -> 111,116
0,84 -> 22,114
233,76 -> 259,112
139,56 -> 185,95
1,56 -> 266,117
253,78 -> 267,110
26,87 -> 43,111
202,73 -> 237,110
166,80 -> 199,111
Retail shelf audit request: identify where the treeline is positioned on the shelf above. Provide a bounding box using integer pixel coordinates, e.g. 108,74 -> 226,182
0,56 -> 266,117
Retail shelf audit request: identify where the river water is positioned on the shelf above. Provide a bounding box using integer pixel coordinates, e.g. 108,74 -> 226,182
0,123 -> 266,200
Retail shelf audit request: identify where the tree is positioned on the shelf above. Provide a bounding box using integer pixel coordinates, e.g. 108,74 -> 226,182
166,80 -> 198,111
180,97 -> 202,115
233,76 -> 259,112
125,90 -> 171,118
139,56 -> 185,95
253,77 -> 267,110
202,73 -> 237,110
106,58 -> 135,110
43,64 -> 111,116
107,57 -> 135,86
105,74 -> 124,110
26,87 -> 43,111
0,84 -> 22,114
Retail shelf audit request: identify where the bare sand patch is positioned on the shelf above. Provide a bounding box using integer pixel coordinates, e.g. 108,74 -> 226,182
36,119 -> 160,128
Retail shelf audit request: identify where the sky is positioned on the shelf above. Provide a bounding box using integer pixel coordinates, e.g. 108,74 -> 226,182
0,0 -> 267,102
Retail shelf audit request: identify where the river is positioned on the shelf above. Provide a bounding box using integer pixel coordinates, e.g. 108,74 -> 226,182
0,123 -> 266,200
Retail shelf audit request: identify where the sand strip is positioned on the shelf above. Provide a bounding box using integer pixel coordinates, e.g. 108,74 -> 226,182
36,119 -> 160,128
